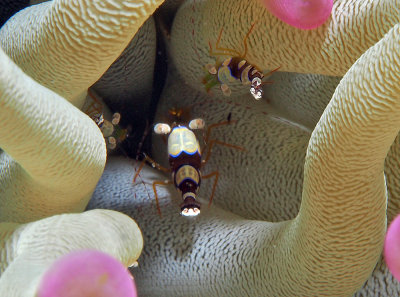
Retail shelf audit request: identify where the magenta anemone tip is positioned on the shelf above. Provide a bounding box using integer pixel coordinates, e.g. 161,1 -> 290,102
262,0 -> 333,30
384,214 -> 400,282
37,249 -> 137,297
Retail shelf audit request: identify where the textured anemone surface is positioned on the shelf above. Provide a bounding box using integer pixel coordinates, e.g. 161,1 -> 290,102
0,210 -> 143,297
0,0 -> 161,296
90,16 -> 400,297
0,0 -> 163,222
0,0 -> 163,106
2,0 -> 400,296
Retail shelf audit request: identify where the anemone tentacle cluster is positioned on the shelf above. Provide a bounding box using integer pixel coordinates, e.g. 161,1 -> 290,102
0,0 -> 160,295
1,0 -> 400,296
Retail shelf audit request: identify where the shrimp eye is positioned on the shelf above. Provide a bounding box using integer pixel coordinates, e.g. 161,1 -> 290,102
188,118 -> 205,130
154,123 -> 171,134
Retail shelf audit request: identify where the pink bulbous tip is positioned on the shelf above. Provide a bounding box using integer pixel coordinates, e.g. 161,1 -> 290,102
262,0 -> 333,30
37,250 -> 137,297
384,214 -> 400,282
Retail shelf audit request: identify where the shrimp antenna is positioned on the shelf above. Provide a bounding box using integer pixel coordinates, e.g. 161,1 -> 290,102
242,23 -> 256,57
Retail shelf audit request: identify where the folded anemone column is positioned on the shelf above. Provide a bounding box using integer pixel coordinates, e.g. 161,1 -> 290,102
280,29 -> 400,296
0,0 -> 164,107
0,47 -> 105,222
133,23 -> 400,297
0,209 -> 143,297
266,23 -> 400,295
0,0 -> 165,222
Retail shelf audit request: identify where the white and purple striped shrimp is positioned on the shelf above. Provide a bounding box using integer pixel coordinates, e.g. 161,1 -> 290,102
84,90 -> 129,150
203,23 -> 279,100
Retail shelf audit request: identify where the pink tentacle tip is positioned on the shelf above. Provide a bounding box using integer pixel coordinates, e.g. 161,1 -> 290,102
262,0 -> 333,30
37,249 -> 137,297
384,214 -> 400,282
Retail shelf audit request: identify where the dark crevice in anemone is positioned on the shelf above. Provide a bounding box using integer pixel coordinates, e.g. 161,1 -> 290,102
119,10 -> 168,160
0,0 -> 30,28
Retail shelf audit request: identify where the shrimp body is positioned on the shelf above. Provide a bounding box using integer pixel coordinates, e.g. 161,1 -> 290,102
204,24 -> 278,100
219,57 -> 264,84
167,126 -> 202,216
217,57 -> 264,99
